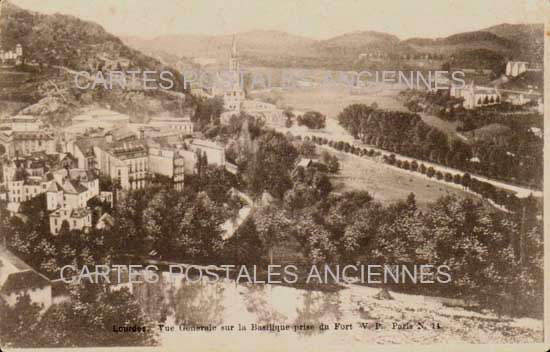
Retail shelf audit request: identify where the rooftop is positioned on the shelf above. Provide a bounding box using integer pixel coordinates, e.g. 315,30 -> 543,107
62,179 -> 89,194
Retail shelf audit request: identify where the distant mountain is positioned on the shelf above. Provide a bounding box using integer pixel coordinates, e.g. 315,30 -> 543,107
483,23 -> 543,45
405,24 -> 543,63
120,30 -> 317,66
313,31 -> 409,57
482,23 -> 544,62
121,24 -> 542,70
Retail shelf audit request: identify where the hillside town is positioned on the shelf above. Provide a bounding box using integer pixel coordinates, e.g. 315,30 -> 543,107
0,36 -> 291,309
0,0 -> 545,348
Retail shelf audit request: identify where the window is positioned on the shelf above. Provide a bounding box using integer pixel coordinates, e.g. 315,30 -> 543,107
73,220 -> 77,227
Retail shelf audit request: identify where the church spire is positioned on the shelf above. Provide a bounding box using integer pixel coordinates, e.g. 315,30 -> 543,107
229,34 -> 239,73
231,34 -> 238,58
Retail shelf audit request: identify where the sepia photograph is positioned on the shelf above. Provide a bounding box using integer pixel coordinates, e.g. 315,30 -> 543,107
0,0 -> 547,350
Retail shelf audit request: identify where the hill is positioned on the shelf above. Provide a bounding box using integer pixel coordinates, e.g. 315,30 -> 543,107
313,31 -> 407,56
120,30 -> 317,67
121,24 -> 542,71
497,70 -> 544,91
483,23 -> 544,62
404,31 -> 513,55
0,1 -> 190,127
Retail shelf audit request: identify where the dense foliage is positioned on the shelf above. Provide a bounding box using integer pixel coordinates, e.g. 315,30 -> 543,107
0,286 -> 157,347
337,103 -> 542,188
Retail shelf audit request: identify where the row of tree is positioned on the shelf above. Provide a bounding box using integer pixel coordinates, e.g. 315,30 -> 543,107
305,134 -> 541,214
337,103 -> 542,188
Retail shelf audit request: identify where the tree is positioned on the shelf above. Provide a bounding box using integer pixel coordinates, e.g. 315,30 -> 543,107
254,205 -> 290,265
453,174 -> 462,184
294,215 -> 337,265
247,131 -> 298,199
325,154 -> 340,174
174,192 -> 226,262
298,111 -> 326,129
462,173 -> 471,188
223,217 -> 265,265
39,287 -> 157,347
191,96 -> 224,130
426,166 -> 435,178
0,295 -> 42,348
299,140 -> 316,158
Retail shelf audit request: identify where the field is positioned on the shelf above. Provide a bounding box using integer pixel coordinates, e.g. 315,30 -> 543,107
328,148 -> 478,209
264,85 -> 482,208
250,86 -> 408,119
253,84 -> 469,147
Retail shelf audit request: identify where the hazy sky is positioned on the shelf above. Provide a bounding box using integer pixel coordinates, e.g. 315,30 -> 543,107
10,0 -> 546,40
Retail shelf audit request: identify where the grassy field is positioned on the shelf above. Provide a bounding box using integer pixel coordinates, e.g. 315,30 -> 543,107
254,85 -> 467,146
250,86 -> 408,119
266,86 -> 480,208
328,148 -> 478,209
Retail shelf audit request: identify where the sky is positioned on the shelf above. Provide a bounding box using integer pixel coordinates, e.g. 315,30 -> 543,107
9,0 -> 547,40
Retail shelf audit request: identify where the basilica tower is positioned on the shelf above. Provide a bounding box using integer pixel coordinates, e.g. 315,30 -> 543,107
229,34 -> 239,73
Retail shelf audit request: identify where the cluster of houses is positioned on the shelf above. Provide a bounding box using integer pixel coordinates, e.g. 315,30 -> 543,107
505,60 -> 542,77
449,61 -> 543,113
0,102 -> 230,232
0,107 -> 229,309
450,82 -> 501,109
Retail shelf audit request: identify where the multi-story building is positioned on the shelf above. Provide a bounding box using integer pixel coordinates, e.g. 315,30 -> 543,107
0,115 -> 41,132
505,61 -> 528,77
94,140 -> 149,191
148,146 -> 185,191
5,178 -> 51,203
45,168 -> 99,234
2,157 -> 46,184
0,131 -> 55,158
65,136 -> 103,170
46,177 -> 98,211
188,139 -> 225,166
49,207 -> 92,234
148,116 -> 194,135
